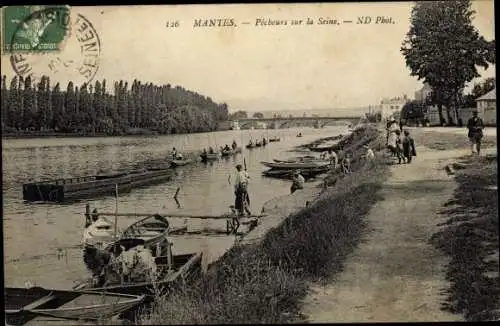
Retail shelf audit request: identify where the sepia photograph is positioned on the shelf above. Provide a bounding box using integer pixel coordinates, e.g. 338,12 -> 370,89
1,1 -> 497,324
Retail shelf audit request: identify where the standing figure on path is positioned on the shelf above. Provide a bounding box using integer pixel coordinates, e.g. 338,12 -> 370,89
231,164 -> 252,216
402,130 -> 417,164
386,117 -> 400,157
290,170 -> 305,194
467,110 -> 484,156
395,130 -> 404,164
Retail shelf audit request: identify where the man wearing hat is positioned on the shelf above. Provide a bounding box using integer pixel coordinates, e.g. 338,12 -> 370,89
231,164 -> 251,216
466,110 -> 484,155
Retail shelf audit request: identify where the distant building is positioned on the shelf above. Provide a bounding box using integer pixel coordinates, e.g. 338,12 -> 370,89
476,88 -> 496,125
414,83 -> 432,103
380,95 -> 409,119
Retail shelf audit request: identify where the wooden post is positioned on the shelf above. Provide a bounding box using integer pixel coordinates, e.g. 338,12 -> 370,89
167,241 -> 173,272
85,203 -> 91,228
114,184 -> 118,239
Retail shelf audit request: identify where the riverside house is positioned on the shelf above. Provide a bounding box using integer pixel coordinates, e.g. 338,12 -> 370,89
475,88 -> 496,125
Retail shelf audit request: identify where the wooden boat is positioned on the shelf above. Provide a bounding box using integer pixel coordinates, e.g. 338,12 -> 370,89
246,143 -> 255,149
23,167 -> 175,203
75,252 -> 203,296
260,160 -> 331,170
221,147 -> 242,157
255,141 -> 262,147
262,167 -> 329,179
83,214 -> 170,254
5,286 -> 144,324
268,137 -> 280,142
273,155 -> 318,163
200,152 -> 219,162
170,158 -> 193,167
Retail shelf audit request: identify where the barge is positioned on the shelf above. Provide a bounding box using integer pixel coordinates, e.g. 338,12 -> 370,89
22,167 -> 175,203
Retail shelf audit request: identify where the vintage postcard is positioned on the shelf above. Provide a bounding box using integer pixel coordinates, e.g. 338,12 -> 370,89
1,2 -> 497,325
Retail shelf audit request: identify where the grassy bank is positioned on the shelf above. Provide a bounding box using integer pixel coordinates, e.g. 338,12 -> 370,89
139,125 -> 392,324
431,154 -> 499,321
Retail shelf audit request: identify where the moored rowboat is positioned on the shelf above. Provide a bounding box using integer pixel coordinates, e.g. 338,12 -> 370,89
5,286 -> 145,323
260,160 -> 331,170
75,252 -> 203,296
170,158 -> 193,167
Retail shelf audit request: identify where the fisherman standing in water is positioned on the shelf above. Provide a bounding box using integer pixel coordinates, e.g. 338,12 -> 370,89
230,164 -> 251,216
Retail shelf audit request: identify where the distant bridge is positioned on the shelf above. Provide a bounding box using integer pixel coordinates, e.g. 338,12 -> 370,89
231,116 -> 361,129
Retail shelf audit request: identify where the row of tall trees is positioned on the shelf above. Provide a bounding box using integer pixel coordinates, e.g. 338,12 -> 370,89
1,75 -> 229,135
401,0 -> 495,126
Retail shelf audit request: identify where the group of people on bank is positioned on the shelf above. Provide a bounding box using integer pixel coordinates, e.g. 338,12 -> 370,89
385,108 -> 485,163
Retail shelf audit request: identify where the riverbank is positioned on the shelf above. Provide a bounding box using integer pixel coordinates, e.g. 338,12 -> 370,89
139,124 -> 392,324
431,153 -> 499,321
300,129 -> 497,322
1,123 -> 231,139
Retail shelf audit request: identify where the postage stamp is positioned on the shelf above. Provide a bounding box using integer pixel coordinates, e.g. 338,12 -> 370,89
3,5 -> 71,53
2,5 -> 101,85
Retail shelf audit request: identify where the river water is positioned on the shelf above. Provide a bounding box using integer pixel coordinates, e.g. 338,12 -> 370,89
2,126 -> 347,289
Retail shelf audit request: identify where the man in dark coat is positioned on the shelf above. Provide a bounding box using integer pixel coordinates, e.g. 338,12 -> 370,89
466,110 -> 484,155
402,130 -> 416,163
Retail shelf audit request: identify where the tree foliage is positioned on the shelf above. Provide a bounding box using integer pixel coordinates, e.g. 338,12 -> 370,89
401,0 -> 495,125
229,110 -> 248,120
252,112 -> 264,119
462,77 -> 496,107
1,75 -> 229,135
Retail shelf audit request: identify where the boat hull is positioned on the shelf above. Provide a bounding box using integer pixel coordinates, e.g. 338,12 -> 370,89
76,253 -> 202,296
260,161 -> 331,170
5,287 -> 144,323
23,168 -> 174,203
170,159 -> 193,167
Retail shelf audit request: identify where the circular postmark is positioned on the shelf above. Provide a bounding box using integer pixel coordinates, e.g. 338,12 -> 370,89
7,6 -> 101,86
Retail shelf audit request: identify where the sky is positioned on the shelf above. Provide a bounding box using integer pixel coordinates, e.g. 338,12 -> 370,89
0,1 -> 495,112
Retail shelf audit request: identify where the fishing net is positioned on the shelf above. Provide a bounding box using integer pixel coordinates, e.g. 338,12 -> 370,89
104,245 -> 158,284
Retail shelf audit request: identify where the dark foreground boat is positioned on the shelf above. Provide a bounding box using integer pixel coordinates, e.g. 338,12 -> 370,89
23,168 -> 175,203
5,286 -> 145,325
76,252 -> 203,296
262,167 -> 329,179
268,137 -> 280,142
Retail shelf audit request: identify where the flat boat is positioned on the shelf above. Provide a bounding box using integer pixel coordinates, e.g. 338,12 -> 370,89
5,286 -> 144,325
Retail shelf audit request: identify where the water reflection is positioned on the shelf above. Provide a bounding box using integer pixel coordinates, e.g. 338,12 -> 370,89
3,126 -> 347,288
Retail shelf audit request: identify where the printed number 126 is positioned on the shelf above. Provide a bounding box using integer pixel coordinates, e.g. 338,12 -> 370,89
166,21 -> 180,28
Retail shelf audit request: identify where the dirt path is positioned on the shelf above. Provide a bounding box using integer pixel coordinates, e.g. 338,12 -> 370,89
300,146 -> 496,322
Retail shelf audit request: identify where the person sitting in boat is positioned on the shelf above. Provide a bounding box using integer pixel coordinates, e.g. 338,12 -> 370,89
176,152 -> 184,160
262,137 -> 267,145
209,146 -> 215,154
232,140 -> 237,150
224,144 -> 231,151
291,170 -> 305,194
248,140 -> 253,146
